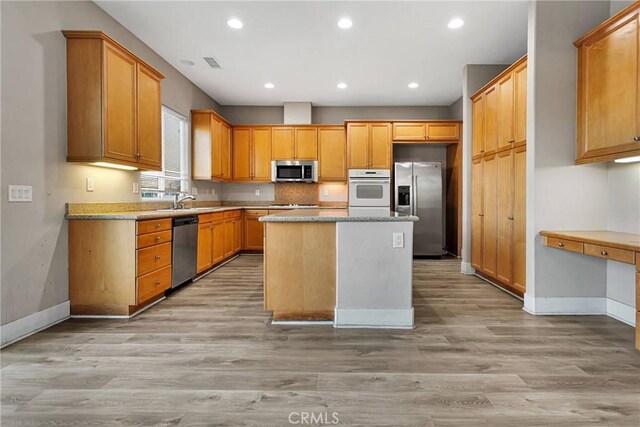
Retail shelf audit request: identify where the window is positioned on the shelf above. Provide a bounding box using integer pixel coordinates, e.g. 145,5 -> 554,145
141,106 -> 189,199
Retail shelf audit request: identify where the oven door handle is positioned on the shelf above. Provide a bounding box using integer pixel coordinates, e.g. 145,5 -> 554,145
348,179 -> 391,184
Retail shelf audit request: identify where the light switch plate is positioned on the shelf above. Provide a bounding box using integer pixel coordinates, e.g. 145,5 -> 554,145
323,189 -> 329,196
393,232 -> 404,248
132,182 -> 139,194
8,185 -> 33,202
255,189 -> 260,196
86,177 -> 95,192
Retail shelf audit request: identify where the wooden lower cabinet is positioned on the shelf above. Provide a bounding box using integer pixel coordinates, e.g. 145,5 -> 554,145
212,221 -> 225,264
197,221 -> 213,273
243,210 -> 268,250
482,154 -> 498,278
223,219 -> 234,258
471,158 -> 484,271
69,219 -> 172,316
512,146 -> 527,293
496,150 -> 513,285
197,211 -> 242,275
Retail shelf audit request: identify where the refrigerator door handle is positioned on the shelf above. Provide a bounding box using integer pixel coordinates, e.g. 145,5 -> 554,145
412,175 -> 418,216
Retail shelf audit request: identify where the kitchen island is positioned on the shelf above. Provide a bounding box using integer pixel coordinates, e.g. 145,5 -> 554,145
260,209 -> 418,328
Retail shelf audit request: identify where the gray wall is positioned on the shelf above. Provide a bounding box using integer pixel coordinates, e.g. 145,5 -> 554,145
526,1 -> 611,308
0,0 -> 221,326
611,0 -> 635,15
218,106 -> 284,125
448,97 -> 463,120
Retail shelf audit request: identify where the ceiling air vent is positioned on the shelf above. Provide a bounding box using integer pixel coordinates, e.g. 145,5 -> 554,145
203,56 -> 222,69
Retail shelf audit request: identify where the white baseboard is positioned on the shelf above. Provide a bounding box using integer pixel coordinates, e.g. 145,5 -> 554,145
334,307 -> 414,329
0,300 -> 70,348
461,262 -> 475,275
606,299 -> 636,326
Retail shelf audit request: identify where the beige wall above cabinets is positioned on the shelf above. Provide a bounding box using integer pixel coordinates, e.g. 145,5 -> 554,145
232,126 -> 272,182
392,121 -> 461,143
191,110 -> 232,181
471,55 -> 527,297
271,126 -> 318,161
574,2 -> 640,164
346,122 -> 393,169
63,31 -> 165,171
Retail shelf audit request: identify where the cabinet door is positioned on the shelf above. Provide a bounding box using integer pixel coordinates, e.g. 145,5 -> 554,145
197,222 -> 212,273
244,216 -> 264,250
392,122 -> 426,141
482,155 -> 498,278
252,127 -> 272,181
191,112 -> 213,179
579,12 -> 639,160
369,123 -> 392,169
472,95 -> 485,157
347,123 -> 370,169
104,43 -> 137,163
426,123 -> 460,141
513,146 -> 527,293
318,127 -> 346,182
496,150 -> 513,285
271,127 -> 294,160
295,127 -> 318,160
484,85 -> 498,154
221,122 -> 231,180
471,158 -> 484,271
212,222 -> 225,264
514,60 -> 527,147
232,128 -> 252,181
233,219 -> 242,253
497,72 -> 515,151
211,115 -> 223,179
223,219 -> 234,258
136,63 -> 162,169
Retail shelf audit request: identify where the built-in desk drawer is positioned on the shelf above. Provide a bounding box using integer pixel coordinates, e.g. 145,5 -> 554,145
584,243 -> 635,264
137,230 -> 172,249
545,237 -> 583,254
137,242 -> 172,276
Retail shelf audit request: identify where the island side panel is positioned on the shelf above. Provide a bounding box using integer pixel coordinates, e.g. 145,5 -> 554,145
264,222 -> 336,321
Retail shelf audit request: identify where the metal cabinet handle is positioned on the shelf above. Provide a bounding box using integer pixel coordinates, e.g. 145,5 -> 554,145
155,236 -> 161,241
479,213 -> 484,217
634,136 -> 640,142
155,255 -> 161,260
558,242 -> 565,247
155,280 -> 161,286
600,250 -> 608,256
508,140 -> 515,144
155,224 -> 161,228
507,216 -> 514,220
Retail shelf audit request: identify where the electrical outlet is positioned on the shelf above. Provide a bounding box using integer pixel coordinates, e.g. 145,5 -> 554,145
132,182 -> 139,194
393,232 -> 404,248
8,185 -> 33,202
86,177 -> 95,192
323,188 -> 329,197
191,186 -> 198,195
255,189 -> 260,196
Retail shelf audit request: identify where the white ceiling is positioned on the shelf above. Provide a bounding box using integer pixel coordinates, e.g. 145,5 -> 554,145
95,1 -> 528,107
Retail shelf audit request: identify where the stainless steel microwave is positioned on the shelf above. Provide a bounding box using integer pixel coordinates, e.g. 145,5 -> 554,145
271,161 -> 318,183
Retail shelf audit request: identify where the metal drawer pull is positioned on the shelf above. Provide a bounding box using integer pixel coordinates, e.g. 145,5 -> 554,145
600,250 -> 608,256
479,213 -> 484,217
634,136 -> 640,142
557,242 -> 565,247
155,255 -> 161,260
508,139 -> 515,144
155,280 -> 161,286
155,223 -> 161,228
155,236 -> 161,241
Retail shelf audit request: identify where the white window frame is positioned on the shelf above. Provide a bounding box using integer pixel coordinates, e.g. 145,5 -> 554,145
141,106 -> 190,200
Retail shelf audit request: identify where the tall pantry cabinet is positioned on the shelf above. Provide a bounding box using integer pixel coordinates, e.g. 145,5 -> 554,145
471,55 -> 527,296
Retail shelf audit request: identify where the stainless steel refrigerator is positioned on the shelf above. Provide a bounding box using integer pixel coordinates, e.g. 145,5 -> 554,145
394,162 -> 444,256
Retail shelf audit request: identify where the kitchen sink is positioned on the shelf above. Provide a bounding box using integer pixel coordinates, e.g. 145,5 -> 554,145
155,207 -> 214,212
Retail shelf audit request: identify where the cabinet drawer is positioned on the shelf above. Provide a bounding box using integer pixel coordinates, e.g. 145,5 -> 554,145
137,230 -> 172,249
198,213 -> 214,223
210,212 -> 224,222
245,209 -> 268,216
268,209 -> 292,214
137,242 -> 171,276
137,218 -> 172,235
545,237 -> 583,254
584,243 -> 635,264
223,210 -> 242,219
137,265 -> 171,304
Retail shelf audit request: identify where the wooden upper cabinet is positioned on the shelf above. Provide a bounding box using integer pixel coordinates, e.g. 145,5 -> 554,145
347,123 -> 370,169
252,127 -> 272,181
484,85 -> 498,155
514,60 -> 527,147
318,127 -> 347,182
497,71 -> 515,151
472,95 -> 485,157
103,42 -> 137,163
294,127 -> 318,160
426,122 -> 460,141
191,110 -> 231,181
63,31 -> 164,170
369,123 -> 392,168
393,122 -> 426,141
271,127 -> 295,160
575,2 -> 640,164
232,128 -> 252,181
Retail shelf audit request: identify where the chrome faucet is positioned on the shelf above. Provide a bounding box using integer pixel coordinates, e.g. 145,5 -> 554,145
173,194 -> 196,210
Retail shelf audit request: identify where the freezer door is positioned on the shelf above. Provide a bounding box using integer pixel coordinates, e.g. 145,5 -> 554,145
394,162 -> 413,216
413,162 -> 444,256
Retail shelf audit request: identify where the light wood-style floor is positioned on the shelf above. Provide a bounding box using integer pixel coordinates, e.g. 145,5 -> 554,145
1,256 -> 639,426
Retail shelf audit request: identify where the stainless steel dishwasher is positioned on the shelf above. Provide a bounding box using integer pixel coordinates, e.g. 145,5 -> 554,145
171,215 -> 198,288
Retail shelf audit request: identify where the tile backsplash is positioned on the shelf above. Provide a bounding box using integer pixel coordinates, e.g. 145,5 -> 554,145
274,183 -> 319,205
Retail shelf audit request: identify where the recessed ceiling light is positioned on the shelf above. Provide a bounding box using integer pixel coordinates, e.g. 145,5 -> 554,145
337,82 -> 348,89
408,82 -> 419,89
227,18 -> 243,29
180,59 -> 194,66
337,18 -> 353,29
264,82 -> 275,89
448,18 -> 464,29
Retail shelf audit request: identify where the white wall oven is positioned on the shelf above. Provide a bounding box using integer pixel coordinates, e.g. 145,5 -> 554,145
348,169 -> 391,208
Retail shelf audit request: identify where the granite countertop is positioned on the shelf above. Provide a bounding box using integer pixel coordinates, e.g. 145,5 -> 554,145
259,208 -> 419,223
65,205 -> 340,220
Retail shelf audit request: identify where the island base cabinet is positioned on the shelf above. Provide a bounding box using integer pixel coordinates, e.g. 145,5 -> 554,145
264,222 -> 336,321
